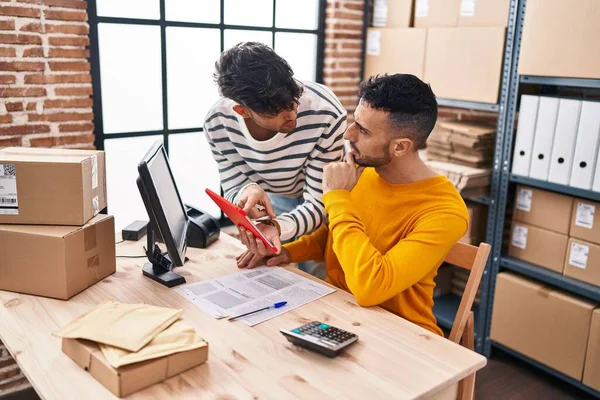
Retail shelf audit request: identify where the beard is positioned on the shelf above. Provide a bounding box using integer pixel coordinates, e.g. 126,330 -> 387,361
353,142 -> 392,167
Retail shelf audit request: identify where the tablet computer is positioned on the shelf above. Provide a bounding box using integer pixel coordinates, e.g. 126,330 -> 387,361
205,188 -> 278,253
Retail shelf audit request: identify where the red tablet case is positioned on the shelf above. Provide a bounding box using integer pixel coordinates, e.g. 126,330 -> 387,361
205,188 -> 278,253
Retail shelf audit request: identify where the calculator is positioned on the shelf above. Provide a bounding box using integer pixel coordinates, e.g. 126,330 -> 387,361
280,321 -> 358,358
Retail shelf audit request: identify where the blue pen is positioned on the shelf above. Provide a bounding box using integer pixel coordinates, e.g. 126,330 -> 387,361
227,301 -> 287,321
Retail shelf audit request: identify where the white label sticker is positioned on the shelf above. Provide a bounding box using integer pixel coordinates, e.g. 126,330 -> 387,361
416,0 -> 429,17
516,188 -> 533,212
91,154 -> 98,190
372,0 -> 388,26
511,225 -> 528,249
575,202 -> 595,229
92,196 -> 100,216
366,30 -> 381,56
569,242 -> 589,269
460,0 -> 477,16
0,164 -> 18,215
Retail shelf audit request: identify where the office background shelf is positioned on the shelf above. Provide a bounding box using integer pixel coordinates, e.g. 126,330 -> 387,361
433,293 -> 480,334
436,98 -> 500,112
492,342 -> 600,399
520,75 -> 600,89
500,256 -> 600,303
464,196 -> 492,206
509,174 -> 600,202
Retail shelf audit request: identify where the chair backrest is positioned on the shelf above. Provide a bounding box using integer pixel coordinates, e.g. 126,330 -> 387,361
444,241 -> 491,345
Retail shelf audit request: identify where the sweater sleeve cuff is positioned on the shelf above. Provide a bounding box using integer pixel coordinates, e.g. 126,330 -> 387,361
283,241 -> 308,263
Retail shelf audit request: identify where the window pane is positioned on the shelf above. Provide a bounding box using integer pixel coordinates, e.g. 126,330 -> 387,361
224,0 -> 273,27
275,33 -> 317,81
166,0 -> 220,24
275,0 -> 319,30
169,133 -> 221,220
98,24 -> 163,134
224,29 -> 272,51
96,0 -> 159,20
167,27 -> 221,130
104,136 -> 163,232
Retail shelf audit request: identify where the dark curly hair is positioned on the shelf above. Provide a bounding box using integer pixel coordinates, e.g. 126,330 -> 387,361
359,74 -> 437,149
214,42 -> 303,116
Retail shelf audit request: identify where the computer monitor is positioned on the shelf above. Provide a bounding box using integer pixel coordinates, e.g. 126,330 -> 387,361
137,140 -> 188,287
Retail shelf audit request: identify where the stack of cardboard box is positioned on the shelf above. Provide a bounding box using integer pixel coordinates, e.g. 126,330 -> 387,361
426,121 -> 496,168
0,147 -> 116,300
421,157 -> 491,198
365,0 -> 510,103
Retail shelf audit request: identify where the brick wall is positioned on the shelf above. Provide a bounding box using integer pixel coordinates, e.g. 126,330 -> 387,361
0,0 -> 94,151
323,0 -> 365,120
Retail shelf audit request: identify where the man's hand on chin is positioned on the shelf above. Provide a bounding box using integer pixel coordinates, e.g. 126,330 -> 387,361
322,153 -> 365,194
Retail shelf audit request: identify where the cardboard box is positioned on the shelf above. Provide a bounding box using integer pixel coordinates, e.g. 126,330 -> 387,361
364,28 -> 427,80
564,238 -> 600,287
584,308 -> 600,391
518,0 -> 600,79
570,199 -> 600,245
62,337 -> 209,398
491,272 -> 596,380
0,147 -> 107,225
424,27 -> 505,103
0,215 -> 116,299
508,221 -> 568,273
372,0 -> 413,27
414,0 -> 460,27
513,185 -> 574,235
461,204 -> 486,245
457,0 -> 511,27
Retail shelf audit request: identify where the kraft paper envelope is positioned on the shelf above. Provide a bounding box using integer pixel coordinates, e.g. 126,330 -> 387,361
53,300 -> 182,352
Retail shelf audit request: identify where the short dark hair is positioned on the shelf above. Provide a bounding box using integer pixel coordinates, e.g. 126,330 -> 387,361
214,42 -> 303,116
359,74 -> 438,149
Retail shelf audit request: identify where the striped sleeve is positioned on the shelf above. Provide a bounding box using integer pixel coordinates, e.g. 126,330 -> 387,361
276,114 -> 347,241
203,123 -> 252,203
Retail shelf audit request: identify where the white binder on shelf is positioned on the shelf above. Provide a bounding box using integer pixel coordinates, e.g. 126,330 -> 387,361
511,95 -> 539,177
548,99 -> 582,185
529,97 -> 559,181
593,151 -> 600,192
569,101 -> 600,190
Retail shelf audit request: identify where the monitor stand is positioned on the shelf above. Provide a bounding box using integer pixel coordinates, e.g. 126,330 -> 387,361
142,227 -> 186,288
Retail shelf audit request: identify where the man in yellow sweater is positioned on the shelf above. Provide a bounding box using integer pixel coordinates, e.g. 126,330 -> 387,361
237,74 -> 469,335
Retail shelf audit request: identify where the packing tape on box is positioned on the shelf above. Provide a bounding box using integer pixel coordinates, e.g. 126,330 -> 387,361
537,286 -> 552,298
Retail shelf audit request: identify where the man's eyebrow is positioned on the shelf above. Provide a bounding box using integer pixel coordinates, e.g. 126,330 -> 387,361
354,119 -> 371,133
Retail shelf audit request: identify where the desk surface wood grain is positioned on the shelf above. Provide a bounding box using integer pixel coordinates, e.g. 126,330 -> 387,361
0,233 -> 486,400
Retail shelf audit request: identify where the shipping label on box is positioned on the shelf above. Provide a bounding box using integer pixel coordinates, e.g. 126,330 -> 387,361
460,0 -> 476,16
416,0 -> 429,17
516,188 -> 533,212
568,242 -> 589,269
512,224 -> 528,249
0,164 -> 18,215
366,30 -> 381,56
575,202 -> 595,229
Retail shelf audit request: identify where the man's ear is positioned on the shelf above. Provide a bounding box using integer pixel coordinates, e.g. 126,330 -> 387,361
391,137 -> 413,157
233,104 -> 251,118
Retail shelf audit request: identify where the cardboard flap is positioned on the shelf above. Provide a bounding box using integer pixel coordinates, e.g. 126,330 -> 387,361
62,338 -> 96,370
0,147 -> 101,164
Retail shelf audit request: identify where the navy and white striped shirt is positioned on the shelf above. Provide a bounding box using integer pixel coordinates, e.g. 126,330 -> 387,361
203,80 -> 347,241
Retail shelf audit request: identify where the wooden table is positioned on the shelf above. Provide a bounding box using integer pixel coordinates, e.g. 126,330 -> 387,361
0,233 -> 486,399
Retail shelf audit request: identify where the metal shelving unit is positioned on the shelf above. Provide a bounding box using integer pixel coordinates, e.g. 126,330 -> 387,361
520,75 -> 600,89
436,98 -> 500,112
509,174 -> 600,202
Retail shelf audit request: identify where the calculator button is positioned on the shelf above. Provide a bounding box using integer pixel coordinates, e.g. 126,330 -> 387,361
293,329 -> 301,334
319,323 -> 330,329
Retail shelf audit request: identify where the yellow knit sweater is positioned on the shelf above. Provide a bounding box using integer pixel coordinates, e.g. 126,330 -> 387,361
284,169 -> 469,335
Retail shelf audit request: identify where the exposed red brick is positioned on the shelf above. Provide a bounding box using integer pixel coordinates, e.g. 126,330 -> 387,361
49,36 -> 89,47
339,61 -> 362,69
0,20 -> 15,31
0,124 -> 50,136
30,133 -> 94,147
25,73 -> 91,84
0,6 -> 40,18
48,48 -> 88,58
325,50 -> 361,58
22,47 -> 44,57
0,365 -> 20,381
0,136 -> 22,147
5,102 -> 23,112
0,376 -> 29,391
58,122 -> 94,133
0,115 -> 12,124
0,47 -> 15,57
15,0 -> 44,3
326,23 -> 363,31
20,22 -> 42,33
49,61 -> 90,71
344,3 -> 364,11
28,111 -> 93,122
26,102 -> 37,111
340,42 -> 362,49
44,0 -> 87,9
0,33 -> 42,45
0,75 -> 16,84
0,357 -> 16,369
324,70 -> 360,79
45,24 -> 88,35
326,31 -> 363,40
45,9 -> 87,22
44,98 -> 93,109
326,11 -> 363,20
55,86 -> 92,96
0,87 -> 46,97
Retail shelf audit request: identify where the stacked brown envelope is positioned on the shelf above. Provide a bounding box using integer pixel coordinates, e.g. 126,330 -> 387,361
426,121 -> 496,168
423,158 -> 491,198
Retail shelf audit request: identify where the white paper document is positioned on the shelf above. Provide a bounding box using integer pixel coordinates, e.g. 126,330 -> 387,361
175,267 -> 336,326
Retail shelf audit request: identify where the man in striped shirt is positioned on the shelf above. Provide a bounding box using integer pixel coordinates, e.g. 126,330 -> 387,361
204,42 -> 346,278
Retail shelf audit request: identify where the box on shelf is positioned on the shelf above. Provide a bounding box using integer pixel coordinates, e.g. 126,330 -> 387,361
512,185 -> 574,235
518,0 -> 600,79
364,28 -> 427,80
372,0 -> 413,27
457,0 -> 511,27
423,159 -> 491,198
564,238 -> 600,288
491,272 -> 596,380
0,215 -> 116,300
426,121 -> 496,168
0,147 -> 107,226
583,308 -> 600,391
414,0 -> 460,27
570,199 -> 600,245
424,27 -> 506,103
508,221 -> 568,274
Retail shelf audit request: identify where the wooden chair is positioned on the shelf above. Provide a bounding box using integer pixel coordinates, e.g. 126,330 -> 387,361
443,241 -> 492,400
